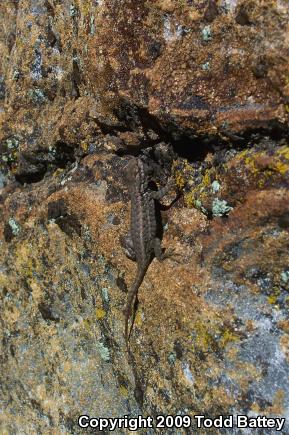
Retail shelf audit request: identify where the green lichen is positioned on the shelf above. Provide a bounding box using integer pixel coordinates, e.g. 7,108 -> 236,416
212,198 -> 233,217
168,352 -> 177,365
6,138 -> 19,150
82,224 -> 92,242
194,199 -> 207,214
281,271 -> 289,284
201,25 -> 212,41
8,218 -> 21,236
101,288 -> 109,302
90,15 -> 95,35
211,180 -> 221,194
70,4 -> 78,17
13,69 -> 20,81
201,61 -> 210,71
27,88 -> 46,105
97,342 -> 110,362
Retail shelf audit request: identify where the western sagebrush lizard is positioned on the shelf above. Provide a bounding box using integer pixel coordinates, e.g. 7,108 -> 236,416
121,157 -> 174,345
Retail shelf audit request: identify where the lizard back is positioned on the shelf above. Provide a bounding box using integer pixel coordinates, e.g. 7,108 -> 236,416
123,157 -> 158,344
126,158 -> 157,266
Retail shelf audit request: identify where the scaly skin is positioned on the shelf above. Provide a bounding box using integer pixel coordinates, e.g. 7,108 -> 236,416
122,157 -> 168,346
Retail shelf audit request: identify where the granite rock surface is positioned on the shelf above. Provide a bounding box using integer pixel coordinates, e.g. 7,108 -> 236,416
0,1 -> 288,433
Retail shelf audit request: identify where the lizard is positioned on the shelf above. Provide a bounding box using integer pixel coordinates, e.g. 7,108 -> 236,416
121,156 -> 175,346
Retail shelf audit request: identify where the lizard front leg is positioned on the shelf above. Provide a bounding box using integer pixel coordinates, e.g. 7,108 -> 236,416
149,176 -> 178,200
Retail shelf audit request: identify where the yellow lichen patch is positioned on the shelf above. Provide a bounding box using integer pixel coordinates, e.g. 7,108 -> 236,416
95,308 -> 106,320
119,385 -> 129,398
220,329 -> 240,348
53,168 -> 64,178
276,146 -> 289,160
244,154 -> 259,175
268,295 -> 277,305
48,336 -> 62,356
76,0 -> 93,17
83,318 -> 92,331
62,360 -> 72,373
174,169 -> 186,190
14,244 -> 34,278
80,141 -> 89,153
274,161 -> 289,175
201,169 -> 211,189
267,288 -> 280,305
134,309 -> 143,328
192,321 -> 217,353
183,191 -> 195,208
234,146 -> 289,183
0,272 -> 9,287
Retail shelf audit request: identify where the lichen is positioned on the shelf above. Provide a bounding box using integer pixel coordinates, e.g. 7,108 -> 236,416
27,88 -> 46,105
70,4 -> 78,18
6,138 -> 19,150
119,385 -> 128,398
134,309 -> 143,328
236,146 -> 289,180
201,25 -> 212,41
201,61 -> 210,71
183,191 -> 195,208
281,271 -> 289,285
90,15 -> 95,35
192,321 -> 217,353
212,198 -> 233,217
8,218 -> 21,236
202,170 -> 212,188
80,141 -> 89,153
97,342 -> 110,362
194,199 -> 207,215
168,352 -> 177,365
211,180 -> 221,193
220,329 -> 240,347
95,308 -> 106,320
174,170 -> 186,190
101,288 -> 109,302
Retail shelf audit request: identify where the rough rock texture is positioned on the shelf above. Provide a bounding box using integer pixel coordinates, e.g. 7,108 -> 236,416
0,0 -> 289,433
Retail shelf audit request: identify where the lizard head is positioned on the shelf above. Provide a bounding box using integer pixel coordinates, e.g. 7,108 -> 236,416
124,157 -> 147,185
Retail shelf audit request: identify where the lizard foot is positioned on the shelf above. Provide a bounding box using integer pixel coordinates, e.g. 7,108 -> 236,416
161,247 -> 183,263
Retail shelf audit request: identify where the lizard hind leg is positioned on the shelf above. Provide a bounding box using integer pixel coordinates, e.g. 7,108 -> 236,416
153,238 -> 182,263
153,237 -> 166,261
120,233 -> 136,261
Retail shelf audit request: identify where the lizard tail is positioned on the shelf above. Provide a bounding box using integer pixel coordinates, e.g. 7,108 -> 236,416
124,265 -> 149,346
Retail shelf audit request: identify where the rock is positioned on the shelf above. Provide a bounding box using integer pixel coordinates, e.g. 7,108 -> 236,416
0,0 -> 288,433
0,0 -> 288,175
